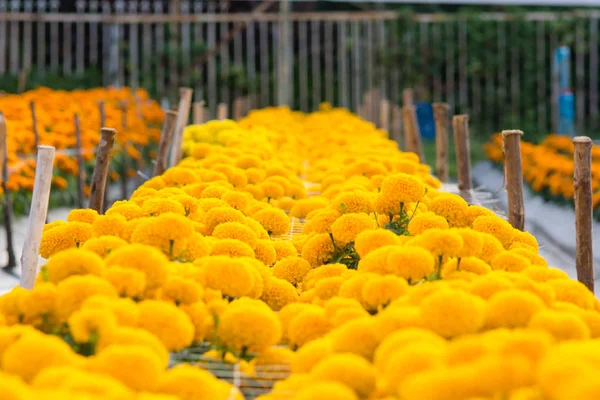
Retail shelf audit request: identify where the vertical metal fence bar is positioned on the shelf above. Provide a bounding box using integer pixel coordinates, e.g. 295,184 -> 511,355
36,0 -> 47,76
0,1 -> 6,75
233,26 -> 242,105
63,16 -> 72,76
484,21 -> 495,135
325,20 -> 334,104
497,20 -> 506,128
537,20 -> 546,133
420,20 -> 429,100
89,0 -> 99,68
405,19 -> 414,91
141,0 -> 152,93
9,0 -> 20,74
576,20 -> 585,133
75,0 -> 85,75
193,0 -> 204,103
128,1 -> 139,89
22,0 -> 33,76
550,29 -> 558,133
446,20 -> 455,111
50,0 -> 59,71
298,20 -> 308,112
352,20 -> 360,112
207,2 -> 217,115
590,16 -> 599,130
433,22 -> 442,102
272,20 -> 279,107
168,1 -> 178,97
390,18 -> 399,106
510,20 -> 520,126
246,21 -> 256,110
115,0 -> 125,86
311,19 -> 321,109
181,0 -> 191,88
102,0 -> 111,86
153,0 -> 165,97
219,1 -> 230,107
458,19 -> 468,112
259,20 -> 269,108
378,17 -> 387,101
338,20 -> 348,109
366,19 -> 373,102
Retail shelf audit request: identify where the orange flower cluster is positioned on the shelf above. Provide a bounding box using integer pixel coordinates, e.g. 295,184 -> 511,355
485,133 -> 600,211
0,87 -> 164,194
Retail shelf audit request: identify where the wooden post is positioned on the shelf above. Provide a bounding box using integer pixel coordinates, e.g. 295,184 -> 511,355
74,114 -> 85,209
573,136 -> 594,291
169,87 -> 193,167
153,110 -> 178,177
391,104 -> 402,148
402,105 -> 424,161
379,99 -> 390,132
433,103 -> 450,182
233,97 -> 244,121
217,103 -> 228,120
29,101 -> 40,149
453,115 -> 473,192
501,130 -> 525,231
402,88 -> 414,107
20,145 -> 55,289
0,113 -> 16,270
119,102 -> 129,200
98,100 -> 106,128
192,101 -> 205,124
89,128 -> 116,213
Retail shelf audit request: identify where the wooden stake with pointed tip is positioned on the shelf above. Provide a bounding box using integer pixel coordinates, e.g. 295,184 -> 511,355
379,99 -> 390,132
402,105 -> 424,161
0,113 -> 16,270
169,87 -> 193,167
573,136 -> 594,291
192,101 -> 205,124
217,102 -> 228,120
89,128 -> 116,213
433,103 -> 450,182
154,110 -> 178,177
453,115 -> 473,192
74,114 -> 85,209
501,130 -> 525,231
20,145 -> 55,289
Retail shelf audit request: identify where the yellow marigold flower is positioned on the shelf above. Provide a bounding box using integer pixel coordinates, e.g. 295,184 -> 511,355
330,213 -> 377,246
137,300 -> 194,351
210,238 -> 256,258
259,181 -> 285,199
379,172 -> 426,205
105,202 -> 145,221
278,303 -> 319,343
218,298 -> 282,353
522,266 -> 569,282
199,256 -> 259,298
373,327 -> 446,371
32,366 -> 132,398
354,229 -> 403,258
141,198 -> 186,217
441,257 -> 491,277
204,206 -> 245,234
420,289 -> 486,338
273,256 -> 312,286
88,344 -> 163,391
81,236 -> 128,258
2,332 -> 77,382
253,208 -> 291,236
272,240 -> 298,261
210,223 -> 257,248
130,212 -> 195,258
547,279 -> 596,309
472,215 -> 515,249
82,295 -> 139,326
427,194 -> 468,228
477,232 -> 506,264
105,244 -> 169,290
67,208 -> 99,224
470,274 -> 515,300
68,307 -> 118,344
260,277 -> 299,311
55,275 -> 117,321
0,369 -> 33,399
301,233 -> 336,267
161,276 -> 203,306
331,191 -> 374,214
157,364 -> 240,400
337,272 -> 378,307
43,248 -> 105,284
407,212 -> 449,236
371,306 -> 424,341
491,251 -> 532,272
91,214 -> 128,239
0,287 -> 28,325
294,381 -> 358,400
302,208 -> 342,235
528,309 -> 590,341
362,275 -> 408,311
323,297 -> 364,320
410,228 -> 463,260
96,327 -> 169,368
288,307 -> 333,349
221,190 -> 252,212
39,221 -> 93,259
314,276 -> 345,301
291,337 -> 333,373
485,289 -> 545,329
18,282 -> 57,324
290,197 -> 329,219
197,198 -> 228,213
328,317 -> 379,361
310,353 -> 376,398
466,205 -> 496,226
384,246 -> 435,282
511,230 -> 539,251
43,220 -> 66,232
452,228 -> 484,258
236,155 -> 263,169
105,266 -> 146,299
180,301 -> 212,344
302,264 -> 349,290
510,247 -> 548,267
248,239 -> 275,266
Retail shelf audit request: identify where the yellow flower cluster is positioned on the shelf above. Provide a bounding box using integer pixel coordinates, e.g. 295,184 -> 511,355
0,106 -> 598,400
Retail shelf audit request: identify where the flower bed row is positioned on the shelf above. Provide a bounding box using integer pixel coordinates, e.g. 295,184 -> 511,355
0,87 -> 164,213
485,133 -> 600,220
0,106 -> 597,400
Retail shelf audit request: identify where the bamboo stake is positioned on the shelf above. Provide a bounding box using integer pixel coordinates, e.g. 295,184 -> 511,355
20,145 -> 55,289
0,113 -> 16,270
391,104 -> 402,148
573,136 -> 594,291
153,110 -> 178,177
453,115 -> 473,192
402,105 -> 424,161
402,88 -> 414,107
74,114 -> 85,209
379,99 -> 390,132
169,87 -> 193,167
433,103 -> 450,182
192,101 -> 205,124
217,102 -> 228,120
89,128 -> 116,213
501,130 -> 525,230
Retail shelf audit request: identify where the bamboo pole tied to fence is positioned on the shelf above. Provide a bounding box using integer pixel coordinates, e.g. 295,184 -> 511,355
573,136 -> 594,292
433,103 -> 450,183
154,110 -> 178,177
169,87 -> 193,168
20,145 -> 56,290
501,130 -> 525,231
89,128 -> 116,213
452,115 -> 473,192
